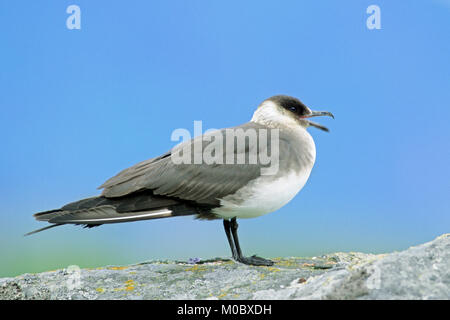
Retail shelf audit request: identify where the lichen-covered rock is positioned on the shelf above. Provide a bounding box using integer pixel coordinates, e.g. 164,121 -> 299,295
1,234 -> 448,300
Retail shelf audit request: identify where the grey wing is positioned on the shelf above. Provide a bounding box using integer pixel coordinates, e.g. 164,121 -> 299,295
99,123 -> 272,205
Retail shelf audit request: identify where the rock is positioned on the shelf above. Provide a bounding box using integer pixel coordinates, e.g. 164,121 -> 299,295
0,234 -> 448,300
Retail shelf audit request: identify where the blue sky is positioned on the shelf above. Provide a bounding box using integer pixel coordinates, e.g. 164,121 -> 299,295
0,0 -> 449,276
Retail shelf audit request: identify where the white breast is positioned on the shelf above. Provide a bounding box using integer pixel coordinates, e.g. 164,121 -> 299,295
213,105 -> 317,220
213,126 -> 316,219
213,167 -> 314,219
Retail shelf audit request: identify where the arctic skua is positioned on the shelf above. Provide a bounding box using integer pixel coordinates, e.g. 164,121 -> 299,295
27,95 -> 334,266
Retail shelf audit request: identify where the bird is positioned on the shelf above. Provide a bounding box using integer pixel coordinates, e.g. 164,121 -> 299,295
26,95 -> 334,266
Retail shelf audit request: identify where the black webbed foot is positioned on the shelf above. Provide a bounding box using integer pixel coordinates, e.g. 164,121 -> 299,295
223,218 -> 274,267
236,254 -> 274,266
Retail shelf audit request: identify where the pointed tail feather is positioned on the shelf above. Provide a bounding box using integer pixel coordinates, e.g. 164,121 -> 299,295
44,206 -> 173,224
24,223 -> 64,236
26,207 -> 175,236
26,192 -> 204,236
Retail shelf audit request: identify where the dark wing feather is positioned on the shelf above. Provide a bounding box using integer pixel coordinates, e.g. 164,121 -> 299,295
99,123 -> 275,205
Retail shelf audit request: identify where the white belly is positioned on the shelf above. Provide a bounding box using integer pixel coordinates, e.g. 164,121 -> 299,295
213,123 -> 317,220
212,168 -> 313,219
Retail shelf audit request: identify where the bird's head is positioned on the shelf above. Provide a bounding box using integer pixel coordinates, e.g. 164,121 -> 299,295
251,95 -> 334,131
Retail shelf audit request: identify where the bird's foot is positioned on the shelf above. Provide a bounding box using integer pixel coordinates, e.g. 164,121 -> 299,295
235,255 -> 274,266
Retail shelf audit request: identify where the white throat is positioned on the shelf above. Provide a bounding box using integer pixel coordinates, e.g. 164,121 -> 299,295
251,100 -> 304,129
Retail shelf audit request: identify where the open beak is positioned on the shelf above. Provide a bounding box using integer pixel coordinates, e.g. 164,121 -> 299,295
307,110 -> 335,119
301,110 -> 334,132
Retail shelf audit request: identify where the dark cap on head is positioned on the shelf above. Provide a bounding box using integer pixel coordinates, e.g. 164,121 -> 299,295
266,95 -> 311,118
263,95 -> 334,132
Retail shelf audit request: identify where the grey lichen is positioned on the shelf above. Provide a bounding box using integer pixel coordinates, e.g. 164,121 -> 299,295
1,234 -> 448,300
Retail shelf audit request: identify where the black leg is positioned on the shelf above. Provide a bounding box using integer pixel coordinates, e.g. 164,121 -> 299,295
224,217 -> 274,266
223,219 -> 238,260
229,218 -> 243,258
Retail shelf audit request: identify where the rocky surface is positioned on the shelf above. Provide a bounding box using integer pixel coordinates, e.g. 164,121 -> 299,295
1,234 -> 448,300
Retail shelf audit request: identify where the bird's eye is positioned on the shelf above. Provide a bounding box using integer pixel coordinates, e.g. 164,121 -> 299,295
289,106 -> 297,112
